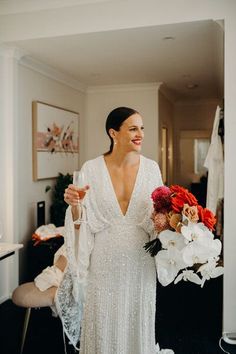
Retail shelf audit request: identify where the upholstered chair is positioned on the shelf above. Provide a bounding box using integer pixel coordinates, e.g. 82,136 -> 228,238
12,253 -> 66,353
12,282 -> 57,353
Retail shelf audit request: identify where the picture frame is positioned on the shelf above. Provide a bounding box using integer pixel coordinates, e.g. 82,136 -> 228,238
32,101 -> 79,181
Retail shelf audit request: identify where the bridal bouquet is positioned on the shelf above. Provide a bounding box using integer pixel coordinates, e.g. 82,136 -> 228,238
144,185 -> 224,287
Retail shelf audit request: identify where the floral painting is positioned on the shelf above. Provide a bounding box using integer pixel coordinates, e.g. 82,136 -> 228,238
32,101 -> 79,180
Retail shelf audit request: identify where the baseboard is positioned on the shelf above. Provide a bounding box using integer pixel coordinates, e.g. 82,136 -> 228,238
0,294 -> 10,304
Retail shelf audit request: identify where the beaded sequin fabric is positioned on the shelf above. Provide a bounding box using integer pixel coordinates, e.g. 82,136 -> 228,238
55,155 -> 174,354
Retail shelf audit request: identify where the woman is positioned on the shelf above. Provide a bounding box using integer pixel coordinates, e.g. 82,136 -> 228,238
57,107 -> 174,354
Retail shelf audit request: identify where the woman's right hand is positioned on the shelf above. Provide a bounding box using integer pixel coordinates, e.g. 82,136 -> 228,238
64,184 -> 89,207
64,184 -> 89,221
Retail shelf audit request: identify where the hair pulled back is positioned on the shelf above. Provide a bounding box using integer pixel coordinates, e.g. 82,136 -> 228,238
105,106 -> 139,155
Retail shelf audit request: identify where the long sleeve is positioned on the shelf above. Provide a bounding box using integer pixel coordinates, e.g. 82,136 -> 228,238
54,159 -> 110,348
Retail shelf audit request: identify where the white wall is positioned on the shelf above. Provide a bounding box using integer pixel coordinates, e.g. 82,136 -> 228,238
223,12 -> 236,334
85,84 -> 160,162
0,48 -> 22,303
17,65 -> 86,282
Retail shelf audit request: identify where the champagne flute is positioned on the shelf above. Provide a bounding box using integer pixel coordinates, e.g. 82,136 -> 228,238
73,170 -> 88,223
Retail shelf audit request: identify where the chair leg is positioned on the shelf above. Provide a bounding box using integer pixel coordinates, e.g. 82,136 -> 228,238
20,307 -> 31,354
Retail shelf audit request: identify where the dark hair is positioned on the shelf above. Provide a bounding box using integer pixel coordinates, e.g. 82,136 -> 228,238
105,106 -> 139,155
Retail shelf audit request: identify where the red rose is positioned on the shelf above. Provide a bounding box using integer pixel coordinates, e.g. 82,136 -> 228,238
170,185 -> 188,195
170,185 -> 198,213
197,205 -> 216,231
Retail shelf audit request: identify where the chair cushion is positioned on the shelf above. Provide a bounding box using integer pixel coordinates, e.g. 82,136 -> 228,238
12,282 -> 56,308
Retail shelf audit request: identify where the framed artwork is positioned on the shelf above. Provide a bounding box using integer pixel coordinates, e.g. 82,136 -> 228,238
32,101 -> 79,181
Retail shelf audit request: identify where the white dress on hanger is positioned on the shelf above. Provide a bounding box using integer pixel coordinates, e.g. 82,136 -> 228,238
204,105 -> 224,213
55,155 -> 174,354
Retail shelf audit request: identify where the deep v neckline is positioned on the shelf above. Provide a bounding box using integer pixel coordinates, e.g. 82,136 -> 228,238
102,155 -> 142,218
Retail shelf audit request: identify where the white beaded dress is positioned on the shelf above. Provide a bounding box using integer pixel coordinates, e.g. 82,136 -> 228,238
55,155 -> 174,354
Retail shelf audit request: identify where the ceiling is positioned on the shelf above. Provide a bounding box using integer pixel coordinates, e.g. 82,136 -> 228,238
10,19 -> 224,101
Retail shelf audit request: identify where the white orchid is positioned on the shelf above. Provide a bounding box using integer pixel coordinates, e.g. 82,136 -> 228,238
174,269 -> 202,285
159,229 -> 186,251
155,246 -> 187,286
154,223 -> 223,287
181,220 -> 210,243
181,221 -> 221,266
197,257 -> 224,287
182,230 -> 222,266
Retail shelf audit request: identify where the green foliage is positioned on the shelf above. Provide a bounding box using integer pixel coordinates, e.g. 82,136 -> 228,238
45,185 -> 51,193
46,172 -> 73,227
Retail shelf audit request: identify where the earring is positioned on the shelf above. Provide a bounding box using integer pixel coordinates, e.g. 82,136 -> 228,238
114,139 -> 117,145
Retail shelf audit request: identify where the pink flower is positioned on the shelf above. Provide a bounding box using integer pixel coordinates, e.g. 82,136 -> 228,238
151,186 -> 172,213
151,211 -> 170,233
